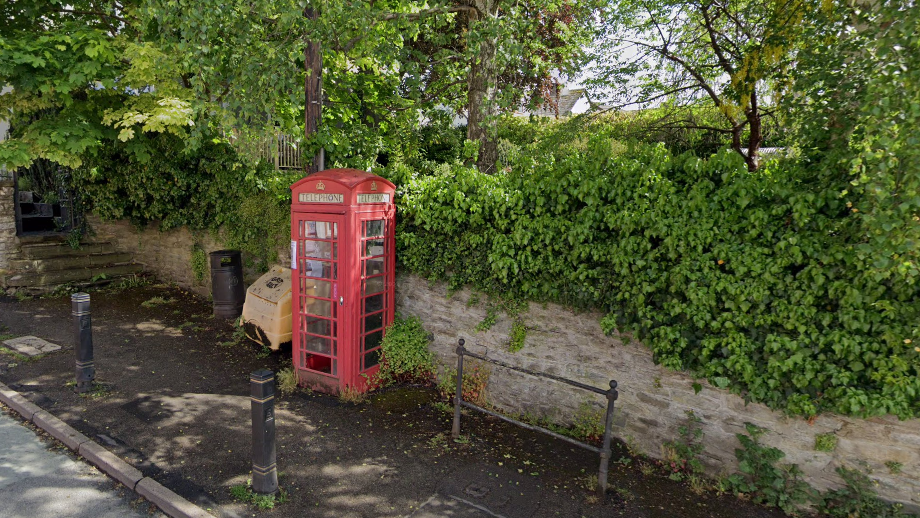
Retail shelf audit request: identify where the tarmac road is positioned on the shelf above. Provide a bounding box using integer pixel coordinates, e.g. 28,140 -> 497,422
0,409 -> 163,518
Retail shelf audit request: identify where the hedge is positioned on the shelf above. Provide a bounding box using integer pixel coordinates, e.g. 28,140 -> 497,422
384,136 -> 920,419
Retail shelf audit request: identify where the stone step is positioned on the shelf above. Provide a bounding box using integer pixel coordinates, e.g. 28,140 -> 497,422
10,253 -> 134,273
2,263 -> 145,288
17,233 -> 68,245
20,242 -> 116,259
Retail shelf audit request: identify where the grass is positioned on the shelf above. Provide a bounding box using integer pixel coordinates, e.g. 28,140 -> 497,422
230,483 -> 288,510
141,296 -> 175,308
0,346 -> 30,362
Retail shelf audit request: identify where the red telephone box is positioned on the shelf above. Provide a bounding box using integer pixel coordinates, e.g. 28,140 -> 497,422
290,169 -> 396,394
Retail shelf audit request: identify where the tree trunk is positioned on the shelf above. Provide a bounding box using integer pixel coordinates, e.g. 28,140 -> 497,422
743,91 -> 762,172
466,0 -> 499,174
304,7 -> 323,174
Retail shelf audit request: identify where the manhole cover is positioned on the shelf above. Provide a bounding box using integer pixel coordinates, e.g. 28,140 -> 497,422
2,336 -> 61,357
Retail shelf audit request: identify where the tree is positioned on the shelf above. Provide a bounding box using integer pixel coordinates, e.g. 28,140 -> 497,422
139,0 -> 598,173
791,0 -> 920,280
587,0 -> 810,170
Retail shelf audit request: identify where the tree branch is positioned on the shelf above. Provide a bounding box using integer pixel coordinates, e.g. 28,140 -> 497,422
700,3 -> 735,75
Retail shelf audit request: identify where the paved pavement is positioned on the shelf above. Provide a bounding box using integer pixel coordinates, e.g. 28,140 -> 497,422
0,409 -> 163,518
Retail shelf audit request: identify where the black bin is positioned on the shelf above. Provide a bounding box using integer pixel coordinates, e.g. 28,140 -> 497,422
210,250 -> 245,319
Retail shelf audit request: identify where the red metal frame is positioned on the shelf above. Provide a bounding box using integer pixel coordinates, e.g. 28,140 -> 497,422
291,169 -> 396,393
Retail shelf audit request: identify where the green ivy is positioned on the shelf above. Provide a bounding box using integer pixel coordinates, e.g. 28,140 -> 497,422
74,133 -> 294,271
190,245 -> 207,283
384,132 -> 920,419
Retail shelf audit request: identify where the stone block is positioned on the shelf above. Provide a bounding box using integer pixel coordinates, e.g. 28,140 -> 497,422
31,410 -> 91,450
78,441 -> 144,490
135,478 -> 213,518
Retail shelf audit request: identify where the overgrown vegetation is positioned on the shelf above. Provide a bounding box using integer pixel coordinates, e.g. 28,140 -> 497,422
376,315 -> 434,385
817,468 -> 911,518
75,134 -> 293,271
662,410 -> 704,481
726,423 -> 813,514
190,245 -> 207,283
387,125 -> 920,419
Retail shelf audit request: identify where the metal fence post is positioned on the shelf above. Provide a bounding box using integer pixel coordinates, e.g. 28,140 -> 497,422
250,370 -> 278,494
71,293 -> 95,394
597,380 -> 619,498
451,339 -> 466,439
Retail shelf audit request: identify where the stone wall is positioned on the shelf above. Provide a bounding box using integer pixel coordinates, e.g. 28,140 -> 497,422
88,216 -> 288,298
395,274 -> 920,510
0,180 -> 19,273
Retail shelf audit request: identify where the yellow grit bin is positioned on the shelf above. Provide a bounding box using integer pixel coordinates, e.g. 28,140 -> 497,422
240,266 -> 293,350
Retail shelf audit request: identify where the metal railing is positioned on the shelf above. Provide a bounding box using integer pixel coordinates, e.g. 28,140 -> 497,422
450,339 -> 619,497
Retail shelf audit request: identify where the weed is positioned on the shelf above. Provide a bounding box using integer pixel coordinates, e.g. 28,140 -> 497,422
688,474 -> 708,495
230,483 -> 288,510
818,467 -> 910,517
727,423 -> 814,514
190,245 -> 207,284
0,346 -> 29,362
653,377 -> 662,389
571,401 -> 605,442
338,385 -> 366,404
432,401 -> 453,414
277,368 -> 298,396
476,305 -> 498,331
427,433 -> 448,449
141,296 -> 174,308
622,434 -> 643,456
13,291 -> 32,302
376,315 -> 434,386
814,433 -> 838,452
109,274 -> 153,292
639,462 -> 656,477
452,434 -> 470,444
466,292 -> 480,307
65,228 -> 83,250
508,319 -> 527,352
577,474 -> 598,493
79,382 -> 113,399
437,362 -> 489,407
662,410 -> 705,481
90,273 -> 108,283
885,461 -> 903,475
255,345 -> 271,359
615,487 -> 634,501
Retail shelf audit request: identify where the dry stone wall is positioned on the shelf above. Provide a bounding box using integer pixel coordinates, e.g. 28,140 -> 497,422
0,180 -> 19,273
395,274 -> 920,511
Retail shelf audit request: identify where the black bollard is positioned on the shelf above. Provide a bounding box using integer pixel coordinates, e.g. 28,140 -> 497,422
71,293 -> 95,394
250,370 -> 278,494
